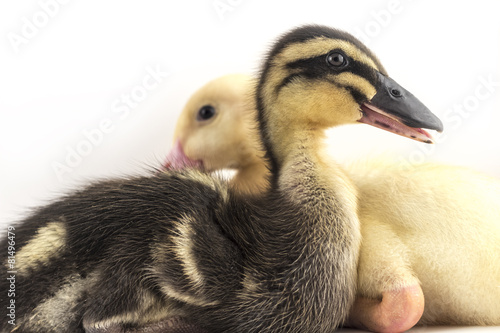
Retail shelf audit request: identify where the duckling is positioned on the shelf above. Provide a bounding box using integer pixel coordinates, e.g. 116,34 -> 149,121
165,74 -> 269,195
0,25 -> 442,333
167,73 -> 500,331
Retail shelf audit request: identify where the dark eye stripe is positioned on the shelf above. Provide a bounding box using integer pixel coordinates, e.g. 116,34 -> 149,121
286,55 -> 378,83
321,77 -> 368,105
277,54 -> 378,96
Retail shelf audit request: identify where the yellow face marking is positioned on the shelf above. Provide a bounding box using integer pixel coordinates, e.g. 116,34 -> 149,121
15,221 -> 66,275
262,79 -> 363,166
328,72 -> 377,99
274,37 -> 379,71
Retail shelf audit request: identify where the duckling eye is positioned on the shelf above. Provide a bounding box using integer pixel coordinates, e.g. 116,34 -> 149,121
326,52 -> 347,67
197,105 -> 216,121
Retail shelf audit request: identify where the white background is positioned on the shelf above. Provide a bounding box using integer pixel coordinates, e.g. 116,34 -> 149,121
0,1 -> 499,332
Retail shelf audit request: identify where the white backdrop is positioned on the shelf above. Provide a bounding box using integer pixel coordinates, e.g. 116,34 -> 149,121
1,1 -> 499,331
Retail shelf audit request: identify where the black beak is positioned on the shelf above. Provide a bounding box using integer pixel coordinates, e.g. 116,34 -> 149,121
359,72 -> 443,144
371,72 -> 443,132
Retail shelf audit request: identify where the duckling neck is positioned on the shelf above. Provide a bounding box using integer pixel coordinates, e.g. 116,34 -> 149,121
232,159 -> 270,195
277,128 -> 359,218
261,106 -> 359,226
236,121 -> 361,330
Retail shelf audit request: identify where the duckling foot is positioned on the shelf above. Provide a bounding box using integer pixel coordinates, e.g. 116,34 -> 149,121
347,285 -> 424,333
85,316 -> 209,333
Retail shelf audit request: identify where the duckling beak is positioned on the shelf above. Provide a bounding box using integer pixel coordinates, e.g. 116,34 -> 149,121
163,140 -> 204,170
359,72 -> 443,144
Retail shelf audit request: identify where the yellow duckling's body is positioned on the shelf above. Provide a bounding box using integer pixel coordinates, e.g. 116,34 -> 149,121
349,160 -> 500,326
166,74 -> 500,331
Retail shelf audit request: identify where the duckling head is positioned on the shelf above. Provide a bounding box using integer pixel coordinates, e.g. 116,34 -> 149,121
257,25 -> 443,167
165,74 -> 262,172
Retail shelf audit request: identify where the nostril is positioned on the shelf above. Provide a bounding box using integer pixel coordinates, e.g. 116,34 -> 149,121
390,88 -> 402,97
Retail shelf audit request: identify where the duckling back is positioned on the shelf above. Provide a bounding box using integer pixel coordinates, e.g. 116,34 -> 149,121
0,170 -> 242,332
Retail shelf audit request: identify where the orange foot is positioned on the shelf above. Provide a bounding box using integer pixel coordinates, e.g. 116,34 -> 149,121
348,285 -> 424,333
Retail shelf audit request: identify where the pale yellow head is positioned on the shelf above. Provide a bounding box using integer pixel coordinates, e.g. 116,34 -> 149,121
172,74 -> 263,172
